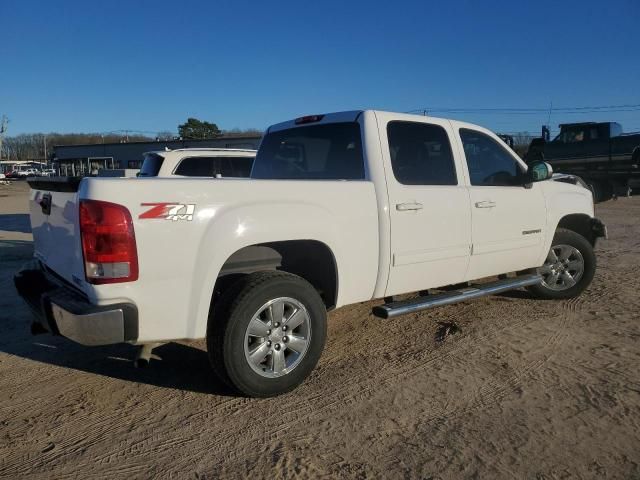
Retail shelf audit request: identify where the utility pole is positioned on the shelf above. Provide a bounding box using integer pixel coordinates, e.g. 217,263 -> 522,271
0,115 -> 8,161
43,135 -> 47,166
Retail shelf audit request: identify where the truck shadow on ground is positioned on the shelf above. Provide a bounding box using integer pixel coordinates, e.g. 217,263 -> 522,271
0,337 -> 236,396
0,214 -> 31,234
495,289 -> 533,300
0,239 -> 236,397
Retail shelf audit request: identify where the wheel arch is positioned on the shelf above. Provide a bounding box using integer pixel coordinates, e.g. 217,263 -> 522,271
556,213 -> 596,245
210,240 -> 339,311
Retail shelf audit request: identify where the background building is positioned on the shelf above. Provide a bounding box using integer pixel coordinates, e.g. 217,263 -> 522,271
0,160 -> 46,174
52,135 -> 262,176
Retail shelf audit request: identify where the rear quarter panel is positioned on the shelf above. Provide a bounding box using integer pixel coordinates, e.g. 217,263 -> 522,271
81,177 -> 379,342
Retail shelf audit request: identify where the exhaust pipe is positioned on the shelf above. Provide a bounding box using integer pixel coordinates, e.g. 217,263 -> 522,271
134,342 -> 164,368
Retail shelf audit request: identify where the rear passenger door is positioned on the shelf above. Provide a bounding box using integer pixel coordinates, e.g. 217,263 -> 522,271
381,117 -> 472,296
456,128 -> 546,280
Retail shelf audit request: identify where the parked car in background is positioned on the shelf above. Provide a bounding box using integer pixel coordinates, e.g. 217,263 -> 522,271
527,122 -> 640,202
40,169 -> 57,177
139,148 -> 256,178
16,110 -> 606,397
8,166 -> 41,178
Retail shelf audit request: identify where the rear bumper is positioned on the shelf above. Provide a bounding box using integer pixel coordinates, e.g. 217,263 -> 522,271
14,260 -> 138,346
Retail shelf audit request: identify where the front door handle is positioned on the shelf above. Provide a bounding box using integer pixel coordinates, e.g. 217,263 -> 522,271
396,202 -> 424,211
475,200 -> 496,208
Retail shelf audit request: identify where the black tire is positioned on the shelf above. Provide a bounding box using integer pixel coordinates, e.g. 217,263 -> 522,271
528,228 -> 596,300
207,271 -> 327,397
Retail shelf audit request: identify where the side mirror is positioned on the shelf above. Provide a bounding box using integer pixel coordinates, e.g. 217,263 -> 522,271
526,161 -> 553,184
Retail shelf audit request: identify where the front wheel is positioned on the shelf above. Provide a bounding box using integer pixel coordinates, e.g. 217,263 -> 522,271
528,228 -> 596,300
207,271 -> 327,397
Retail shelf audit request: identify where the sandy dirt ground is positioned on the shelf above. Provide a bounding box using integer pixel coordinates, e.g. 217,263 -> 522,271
0,181 -> 639,479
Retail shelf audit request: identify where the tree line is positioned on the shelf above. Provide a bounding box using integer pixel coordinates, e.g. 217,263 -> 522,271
0,133 -> 154,162
0,117 -> 263,162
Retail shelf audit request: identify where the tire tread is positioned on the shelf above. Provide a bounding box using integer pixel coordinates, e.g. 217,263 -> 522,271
528,228 -> 596,300
207,271 -> 325,397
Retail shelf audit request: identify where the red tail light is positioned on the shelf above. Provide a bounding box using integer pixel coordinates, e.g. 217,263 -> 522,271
79,200 -> 138,284
294,114 -> 324,125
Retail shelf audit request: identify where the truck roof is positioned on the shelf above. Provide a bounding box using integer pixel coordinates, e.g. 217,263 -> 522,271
559,121 -> 621,128
267,110 -> 364,133
267,109 -> 506,134
143,147 -> 257,156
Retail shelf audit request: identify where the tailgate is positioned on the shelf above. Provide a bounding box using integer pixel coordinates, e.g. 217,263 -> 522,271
28,177 -> 86,289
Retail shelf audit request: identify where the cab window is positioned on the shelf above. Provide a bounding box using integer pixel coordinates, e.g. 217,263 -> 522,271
557,127 -> 587,143
252,122 -> 364,180
459,129 -> 524,187
174,156 -> 254,177
139,154 -> 164,177
387,121 -> 457,185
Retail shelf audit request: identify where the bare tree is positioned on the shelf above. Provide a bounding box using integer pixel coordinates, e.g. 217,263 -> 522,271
156,131 -> 177,141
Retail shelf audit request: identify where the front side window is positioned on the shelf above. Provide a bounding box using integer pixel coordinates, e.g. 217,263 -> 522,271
252,122 -> 364,180
387,121 -> 457,185
459,129 -> 524,187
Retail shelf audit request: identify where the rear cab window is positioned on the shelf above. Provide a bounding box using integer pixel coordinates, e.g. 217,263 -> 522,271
252,122 -> 364,180
139,153 -> 164,177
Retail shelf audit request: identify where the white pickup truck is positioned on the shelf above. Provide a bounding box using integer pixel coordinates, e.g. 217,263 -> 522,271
138,147 -> 255,178
16,110 -> 606,397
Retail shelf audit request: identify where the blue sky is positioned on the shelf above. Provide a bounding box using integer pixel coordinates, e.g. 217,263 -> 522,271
1,0 -> 638,136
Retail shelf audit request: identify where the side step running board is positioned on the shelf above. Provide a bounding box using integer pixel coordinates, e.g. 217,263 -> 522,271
372,274 -> 541,319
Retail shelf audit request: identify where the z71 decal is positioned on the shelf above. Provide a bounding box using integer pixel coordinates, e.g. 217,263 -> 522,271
139,203 -> 196,221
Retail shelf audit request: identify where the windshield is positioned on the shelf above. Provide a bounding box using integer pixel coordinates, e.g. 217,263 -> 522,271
139,153 -> 164,177
252,122 -> 364,180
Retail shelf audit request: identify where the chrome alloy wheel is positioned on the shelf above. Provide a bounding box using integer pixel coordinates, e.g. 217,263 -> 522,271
243,297 -> 312,378
540,244 -> 585,291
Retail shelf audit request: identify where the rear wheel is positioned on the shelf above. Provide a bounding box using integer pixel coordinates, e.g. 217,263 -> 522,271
207,271 -> 327,397
528,228 -> 596,300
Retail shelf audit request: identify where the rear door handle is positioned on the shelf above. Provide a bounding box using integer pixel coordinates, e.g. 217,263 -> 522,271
396,202 -> 424,211
475,200 -> 496,208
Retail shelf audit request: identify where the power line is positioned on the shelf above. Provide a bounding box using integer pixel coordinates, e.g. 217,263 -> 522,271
104,129 -> 172,136
407,108 -> 640,115
405,103 -> 640,115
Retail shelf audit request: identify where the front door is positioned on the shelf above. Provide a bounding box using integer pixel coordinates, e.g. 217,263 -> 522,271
456,128 -> 547,281
381,116 -> 472,296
